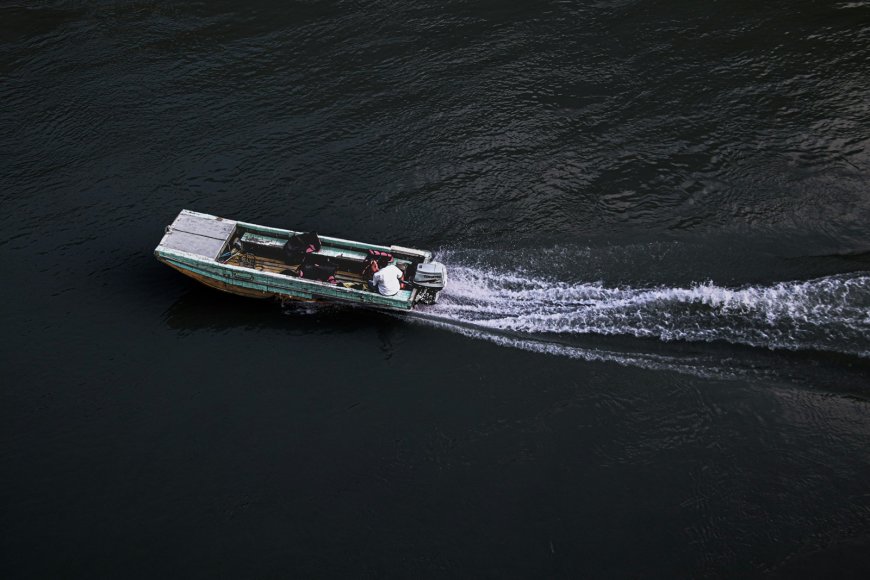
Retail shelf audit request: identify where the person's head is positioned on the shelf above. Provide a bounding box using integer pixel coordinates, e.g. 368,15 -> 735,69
396,262 -> 407,273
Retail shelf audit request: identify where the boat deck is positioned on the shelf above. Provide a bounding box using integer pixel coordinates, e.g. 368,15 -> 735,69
222,252 -> 369,290
158,210 -> 237,260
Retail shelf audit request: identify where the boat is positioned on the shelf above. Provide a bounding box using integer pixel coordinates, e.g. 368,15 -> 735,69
154,209 -> 448,311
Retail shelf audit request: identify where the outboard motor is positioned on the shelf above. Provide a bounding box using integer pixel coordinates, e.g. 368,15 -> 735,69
412,261 -> 447,305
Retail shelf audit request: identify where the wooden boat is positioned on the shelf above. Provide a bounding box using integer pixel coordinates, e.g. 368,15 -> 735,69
154,210 -> 448,311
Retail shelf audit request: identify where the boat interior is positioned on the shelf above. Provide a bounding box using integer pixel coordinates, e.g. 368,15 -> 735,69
217,224 -> 419,293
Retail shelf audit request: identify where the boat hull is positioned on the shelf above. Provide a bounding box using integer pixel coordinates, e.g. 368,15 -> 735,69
161,258 -> 276,299
154,210 -> 442,312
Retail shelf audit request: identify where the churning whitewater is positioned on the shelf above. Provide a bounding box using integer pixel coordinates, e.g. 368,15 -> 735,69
423,259 -> 870,359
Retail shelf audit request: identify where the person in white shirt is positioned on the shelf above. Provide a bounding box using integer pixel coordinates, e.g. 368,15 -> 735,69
371,262 -> 405,296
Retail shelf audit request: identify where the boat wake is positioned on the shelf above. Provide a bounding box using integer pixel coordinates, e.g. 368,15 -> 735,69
410,256 -> 870,377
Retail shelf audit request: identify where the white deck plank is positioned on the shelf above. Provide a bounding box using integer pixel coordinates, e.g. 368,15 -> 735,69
171,212 -> 236,240
160,229 -> 227,259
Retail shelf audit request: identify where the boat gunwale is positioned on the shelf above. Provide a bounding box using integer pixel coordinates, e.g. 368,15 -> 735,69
234,219 -> 433,262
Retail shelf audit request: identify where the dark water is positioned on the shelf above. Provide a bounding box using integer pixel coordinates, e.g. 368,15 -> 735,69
3,1 -> 870,577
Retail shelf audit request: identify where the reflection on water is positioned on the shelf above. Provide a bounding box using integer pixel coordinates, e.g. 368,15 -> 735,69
163,286 -> 404,358
163,276 -> 870,398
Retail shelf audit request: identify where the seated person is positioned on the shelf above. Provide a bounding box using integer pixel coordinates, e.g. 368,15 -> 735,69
361,249 -> 392,279
370,261 -> 406,296
283,232 -> 321,263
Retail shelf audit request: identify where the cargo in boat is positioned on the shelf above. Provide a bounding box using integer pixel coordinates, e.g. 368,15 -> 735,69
154,210 -> 447,311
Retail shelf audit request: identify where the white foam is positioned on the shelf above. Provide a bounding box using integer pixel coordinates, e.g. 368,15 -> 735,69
422,261 -> 870,358
409,314 -> 751,379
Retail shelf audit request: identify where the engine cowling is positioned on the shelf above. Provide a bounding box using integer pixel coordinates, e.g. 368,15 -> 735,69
412,261 -> 447,304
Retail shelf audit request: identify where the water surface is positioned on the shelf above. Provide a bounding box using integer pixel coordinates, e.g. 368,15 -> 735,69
2,1 -> 870,577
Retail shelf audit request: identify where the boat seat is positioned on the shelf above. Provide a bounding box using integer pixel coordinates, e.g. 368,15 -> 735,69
239,233 -> 369,266
314,247 -> 368,262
